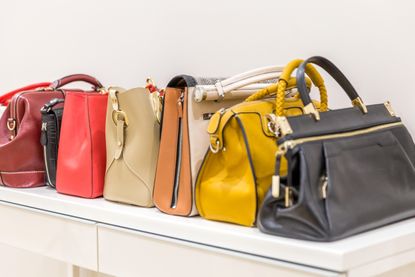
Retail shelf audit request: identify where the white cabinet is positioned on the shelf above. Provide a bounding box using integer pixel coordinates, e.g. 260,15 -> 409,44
0,186 -> 415,277
0,202 -> 97,270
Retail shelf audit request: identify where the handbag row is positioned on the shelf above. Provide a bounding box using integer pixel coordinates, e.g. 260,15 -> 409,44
1,56 -> 414,242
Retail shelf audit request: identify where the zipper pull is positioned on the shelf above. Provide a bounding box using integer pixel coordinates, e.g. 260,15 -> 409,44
40,122 -> 48,146
320,175 -> 329,199
177,91 -> 184,118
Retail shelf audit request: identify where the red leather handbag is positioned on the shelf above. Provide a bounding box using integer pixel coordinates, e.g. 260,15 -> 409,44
0,81 -> 66,188
56,76 -> 108,198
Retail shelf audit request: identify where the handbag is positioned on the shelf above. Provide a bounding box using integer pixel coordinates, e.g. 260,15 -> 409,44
195,59 -> 328,226
40,98 -> 65,188
0,81 -> 69,188
56,75 -> 107,198
104,84 -> 161,207
153,66 -> 305,216
258,56 -> 415,241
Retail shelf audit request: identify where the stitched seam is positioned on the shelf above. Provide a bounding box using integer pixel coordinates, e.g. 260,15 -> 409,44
86,95 -> 93,198
0,171 -> 45,174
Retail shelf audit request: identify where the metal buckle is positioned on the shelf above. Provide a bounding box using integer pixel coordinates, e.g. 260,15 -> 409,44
112,110 -> 129,126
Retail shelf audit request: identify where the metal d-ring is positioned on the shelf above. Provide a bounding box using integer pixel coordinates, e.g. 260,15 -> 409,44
209,139 -> 221,154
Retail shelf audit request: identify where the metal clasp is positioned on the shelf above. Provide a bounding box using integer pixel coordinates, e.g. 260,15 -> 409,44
7,118 -> 16,131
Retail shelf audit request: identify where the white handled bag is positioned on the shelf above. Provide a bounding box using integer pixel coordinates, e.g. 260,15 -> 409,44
153,66 -> 302,216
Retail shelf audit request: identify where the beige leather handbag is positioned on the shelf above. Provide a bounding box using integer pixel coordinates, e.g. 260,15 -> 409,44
104,85 -> 161,207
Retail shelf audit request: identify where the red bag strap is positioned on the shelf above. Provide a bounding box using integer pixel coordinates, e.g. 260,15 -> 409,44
50,74 -> 103,91
0,82 -> 51,106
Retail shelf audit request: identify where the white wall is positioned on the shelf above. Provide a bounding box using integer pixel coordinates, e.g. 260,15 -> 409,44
0,0 -> 414,275
0,0 -> 414,132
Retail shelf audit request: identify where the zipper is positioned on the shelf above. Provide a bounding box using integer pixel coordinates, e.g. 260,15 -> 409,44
41,122 -> 54,187
273,121 -> 403,201
278,122 -> 403,154
171,90 -> 185,208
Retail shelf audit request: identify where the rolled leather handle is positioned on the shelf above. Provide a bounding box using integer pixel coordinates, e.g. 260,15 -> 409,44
50,74 -> 103,90
296,56 -> 366,113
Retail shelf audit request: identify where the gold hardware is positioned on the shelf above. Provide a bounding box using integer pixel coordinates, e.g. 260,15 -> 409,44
276,116 -> 293,136
266,114 -> 293,137
284,187 -> 293,208
209,139 -> 221,154
384,101 -> 396,117
272,175 -> 280,198
303,103 -> 320,121
352,97 -> 368,114
7,118 -> 16,131
279,122 -> 403,152
320,175 -> 328,199
112,110 -> 129,126
98,87 -> 108,94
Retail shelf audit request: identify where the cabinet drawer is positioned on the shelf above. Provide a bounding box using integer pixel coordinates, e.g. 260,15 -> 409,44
97,224 -> 340,277
0,202 -> 97,270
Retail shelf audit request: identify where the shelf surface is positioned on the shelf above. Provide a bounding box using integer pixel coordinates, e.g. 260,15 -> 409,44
0,186 -> 414,272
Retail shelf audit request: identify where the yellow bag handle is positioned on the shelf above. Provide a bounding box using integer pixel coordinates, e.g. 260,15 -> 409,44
245,59 -> 328,116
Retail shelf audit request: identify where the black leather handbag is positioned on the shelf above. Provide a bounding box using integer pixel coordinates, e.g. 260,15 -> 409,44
258,56 -> 415,241
40,98 -> 65,188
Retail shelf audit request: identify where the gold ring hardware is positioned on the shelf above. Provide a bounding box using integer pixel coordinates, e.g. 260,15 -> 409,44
209,139 -> 221,154
7,118 -> 16,131
112,110 -> 129,126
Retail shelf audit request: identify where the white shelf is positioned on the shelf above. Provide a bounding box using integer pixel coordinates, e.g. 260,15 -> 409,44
0,186 -> 414,273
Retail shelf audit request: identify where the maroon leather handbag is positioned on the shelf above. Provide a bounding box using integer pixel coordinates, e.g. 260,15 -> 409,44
0,74 -> 102,188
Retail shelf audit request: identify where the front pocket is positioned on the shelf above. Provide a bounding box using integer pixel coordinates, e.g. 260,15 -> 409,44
323,130 -> 415,237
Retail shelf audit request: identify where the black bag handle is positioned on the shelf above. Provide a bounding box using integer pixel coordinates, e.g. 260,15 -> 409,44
296,56 -> 367,119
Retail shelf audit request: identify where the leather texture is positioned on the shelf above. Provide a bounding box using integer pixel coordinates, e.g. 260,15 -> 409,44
104,87 -> 160,207
56,76 -> 107,199
258,56 -> 415,241
154,70 -> 299,217
0,83 -> 64,188
0,82 -> 50,106
50,74 -> 103,91
195,61 -> 328,226
40,98 -> 65,188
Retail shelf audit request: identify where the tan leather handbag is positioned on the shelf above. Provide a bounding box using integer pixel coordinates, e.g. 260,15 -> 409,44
104,85 -> 161,207
153,67 -> 304,216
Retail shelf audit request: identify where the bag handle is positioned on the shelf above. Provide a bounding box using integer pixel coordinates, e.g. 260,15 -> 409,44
296,56 -> 367,120
245,59 -> 329,117
0,82 -> 51,106
40,98 -> 65,114
49,74 -> 103,91
214,66 -> 284,99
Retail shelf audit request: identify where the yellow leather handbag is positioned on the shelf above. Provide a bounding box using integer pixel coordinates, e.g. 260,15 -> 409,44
195,59 -> 328,226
